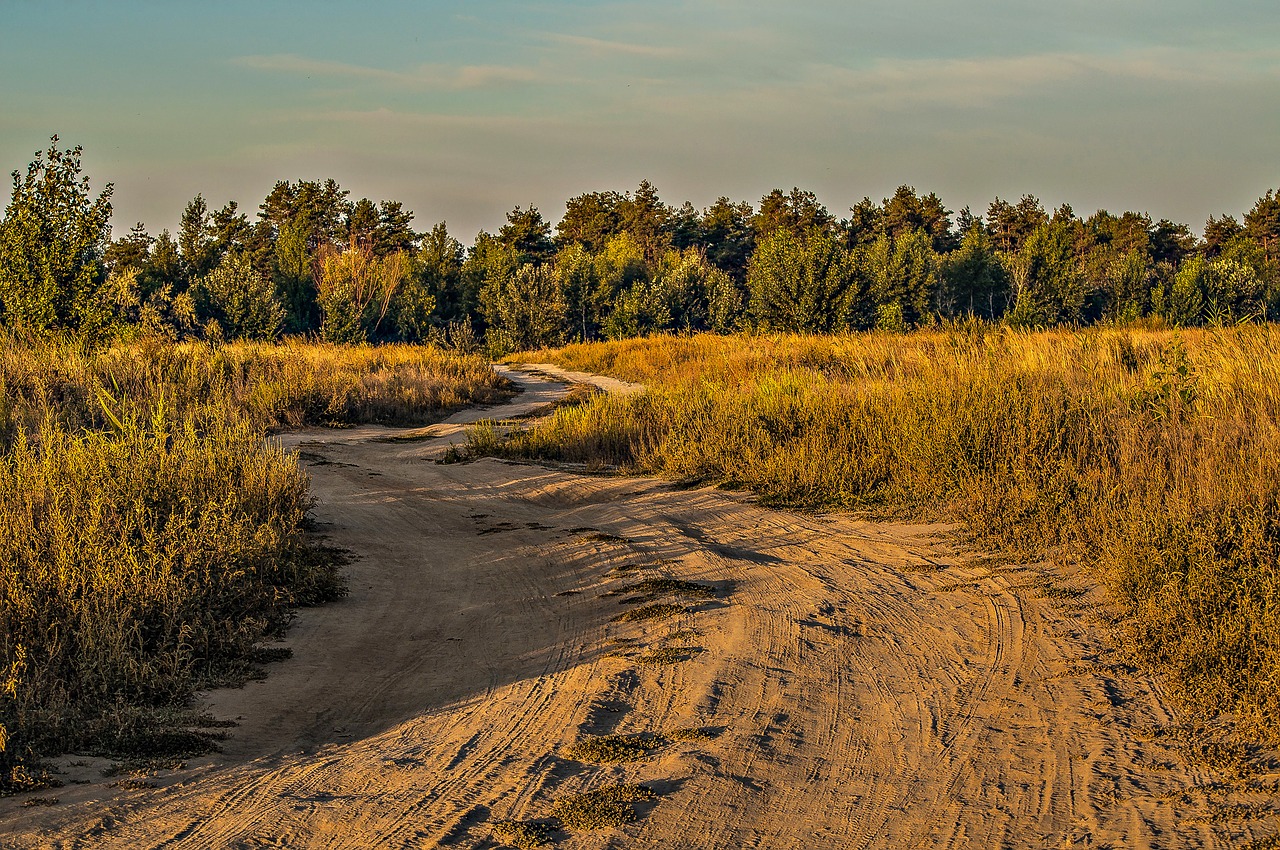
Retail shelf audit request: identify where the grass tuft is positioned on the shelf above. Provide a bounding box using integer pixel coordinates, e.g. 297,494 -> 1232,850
606,578 -> 716,601
636,646 -> 705,665
564,734 -> 662,764
491,819 -> 557,848
551,784 -> 658,831
666,726 -> 721,742
611,603 -> 685,623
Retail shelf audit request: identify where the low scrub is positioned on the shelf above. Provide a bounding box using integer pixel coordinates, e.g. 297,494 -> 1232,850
484,326 -> 1280,742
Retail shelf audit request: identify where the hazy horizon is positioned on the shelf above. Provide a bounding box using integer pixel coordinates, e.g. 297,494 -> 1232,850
3,0 -> 1278,239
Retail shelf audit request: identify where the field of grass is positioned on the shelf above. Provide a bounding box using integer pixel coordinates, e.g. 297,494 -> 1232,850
0,335 -> 511,792
484,326 -> 1280,742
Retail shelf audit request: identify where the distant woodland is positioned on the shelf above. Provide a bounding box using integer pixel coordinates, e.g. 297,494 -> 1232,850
2,137 -> 1279,350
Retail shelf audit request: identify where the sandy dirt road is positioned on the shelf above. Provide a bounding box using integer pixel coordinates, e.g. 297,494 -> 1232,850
1,366 -> 1269,848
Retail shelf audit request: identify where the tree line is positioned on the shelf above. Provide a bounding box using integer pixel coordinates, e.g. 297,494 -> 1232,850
2,137 -> 1279,349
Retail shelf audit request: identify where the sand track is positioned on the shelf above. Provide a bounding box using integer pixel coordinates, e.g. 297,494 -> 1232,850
1,366 -> 1266,848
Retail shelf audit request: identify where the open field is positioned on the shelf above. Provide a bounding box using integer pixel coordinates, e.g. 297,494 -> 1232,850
487,327 -> 1280,748
0,338 -> 512,793
1,363 -> 1277,848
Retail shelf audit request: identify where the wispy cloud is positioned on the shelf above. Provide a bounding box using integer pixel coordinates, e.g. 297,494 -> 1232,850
232,54 -> 543,90
543,32 -> 684,59
807,46 -> 1280,109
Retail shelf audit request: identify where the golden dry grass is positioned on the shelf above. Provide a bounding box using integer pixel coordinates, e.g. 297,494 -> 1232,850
0,335 -> 513,792
486,326 -> 1280,742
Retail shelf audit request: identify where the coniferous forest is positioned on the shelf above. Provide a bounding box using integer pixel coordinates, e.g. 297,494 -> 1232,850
3,137 -> 1278,348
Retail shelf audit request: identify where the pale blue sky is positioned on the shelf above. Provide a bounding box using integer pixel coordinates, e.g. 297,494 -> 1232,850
2,1 -> 1277,239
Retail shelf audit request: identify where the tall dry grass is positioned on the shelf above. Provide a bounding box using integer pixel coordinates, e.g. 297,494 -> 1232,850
0,335 -> 512,791
483,327 -> 1280,740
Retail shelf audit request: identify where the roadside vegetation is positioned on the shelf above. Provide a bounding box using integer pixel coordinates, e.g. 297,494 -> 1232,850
0,337 -> 510,793
483,327 -> 1280,744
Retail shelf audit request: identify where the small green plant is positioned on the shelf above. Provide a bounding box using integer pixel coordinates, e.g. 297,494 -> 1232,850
492,819 -> 556,848
611,603 -> 684,623
20,796 -> 59,808
564,734 -> 662,764
607,578 -> 716,600
636,646 -> 704,665
666,726 -> 720,742
551,784 -> 657,830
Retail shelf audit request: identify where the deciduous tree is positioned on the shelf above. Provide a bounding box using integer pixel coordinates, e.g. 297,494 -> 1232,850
0,136 -> 115,335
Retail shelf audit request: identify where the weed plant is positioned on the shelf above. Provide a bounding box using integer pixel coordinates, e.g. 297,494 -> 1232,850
0,334 -> 508,791
485,326 -> 1280,742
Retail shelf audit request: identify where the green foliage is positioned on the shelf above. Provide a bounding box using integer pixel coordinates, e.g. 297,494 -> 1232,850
481,263 -> 567,354
193,252 -> 286,340
554,244 -> 600,342
1244,189 -> 1280,264
315,246 -> 408,343
8,138 -> 1280,343
652,248 -> 719,331
754,187 -> 835,240
498,205 -> 555,265
388,259 -> 438,343
1004,220 -> 1085,326
612,603 -> 684,622
747,229 -> 859,332
556,190 -> 624,253
492,820 -> 556,848
418,222 -> 469,326
593,233 -> 648,304
857,229 -> 939,327
0,137 -> 114,336
942,226 -> 1007,319
178,195 -> 219,281
273,216 -> 317,333
1153,256 -> 1207,327
604,278 -> 672,340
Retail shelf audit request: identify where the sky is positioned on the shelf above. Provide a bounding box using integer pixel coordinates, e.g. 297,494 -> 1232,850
2,0 -> 1278,240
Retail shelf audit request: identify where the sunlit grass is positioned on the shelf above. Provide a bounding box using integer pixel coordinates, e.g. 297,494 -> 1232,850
485,325 -> 1280,742
0,334 -> 511,792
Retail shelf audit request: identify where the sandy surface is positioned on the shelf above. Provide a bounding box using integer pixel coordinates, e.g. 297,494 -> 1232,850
1,367 -> 1271,848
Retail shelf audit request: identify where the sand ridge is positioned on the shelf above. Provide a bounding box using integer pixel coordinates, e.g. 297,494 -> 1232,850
0,367 -> 1266,848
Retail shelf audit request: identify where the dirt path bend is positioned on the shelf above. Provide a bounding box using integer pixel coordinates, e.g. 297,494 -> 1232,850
1,367 -> 1269,849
